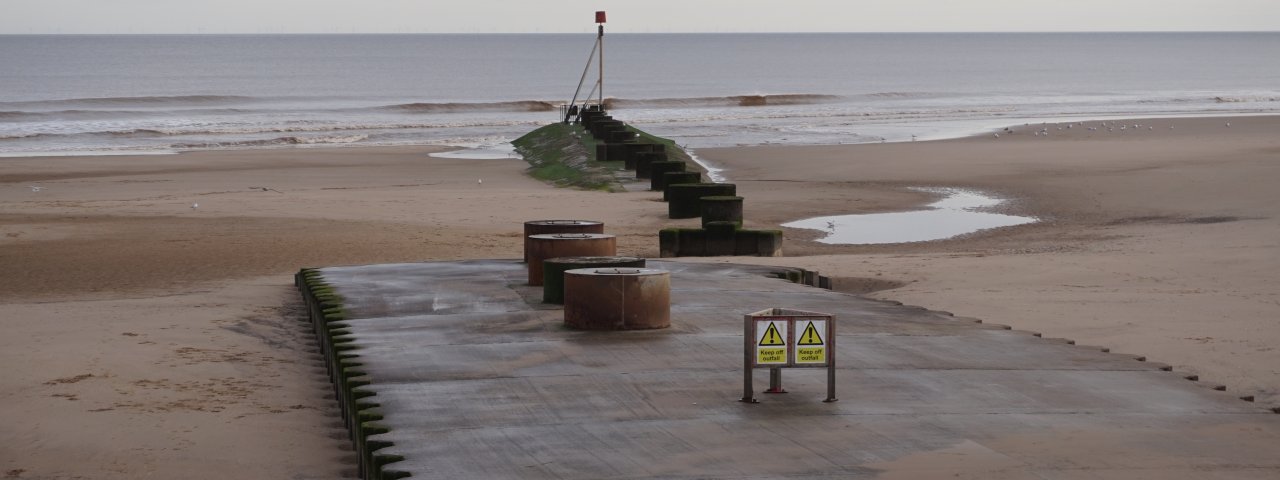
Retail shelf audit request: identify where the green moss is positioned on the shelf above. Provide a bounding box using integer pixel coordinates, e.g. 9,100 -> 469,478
513,121 -> 698,191
361,422 -> 391,436
358,408 -> 384,422
513,123 -> 620,191
297,267 -> 411,480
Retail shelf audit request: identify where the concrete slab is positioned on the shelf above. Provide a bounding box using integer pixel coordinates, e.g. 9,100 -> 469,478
300,259 -> 1280,479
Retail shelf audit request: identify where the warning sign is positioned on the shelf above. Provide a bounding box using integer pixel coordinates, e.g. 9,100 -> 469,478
794,318 -> 827,364
755,319 -> 788,365
742,308 -> 837,403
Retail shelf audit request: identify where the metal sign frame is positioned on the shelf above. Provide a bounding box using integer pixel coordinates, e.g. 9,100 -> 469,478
742,308 -> 837,403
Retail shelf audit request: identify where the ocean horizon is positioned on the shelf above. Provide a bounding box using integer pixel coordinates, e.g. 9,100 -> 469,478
2,32 -> 1277,156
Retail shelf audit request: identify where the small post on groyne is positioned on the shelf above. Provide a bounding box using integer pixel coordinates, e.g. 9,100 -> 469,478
596,11 -> 606,108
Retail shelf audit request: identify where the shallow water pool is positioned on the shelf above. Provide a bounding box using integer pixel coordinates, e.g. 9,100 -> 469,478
783,188 -> 1037,244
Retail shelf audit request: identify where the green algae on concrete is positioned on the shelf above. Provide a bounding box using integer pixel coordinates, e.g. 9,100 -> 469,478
296,268 -> 409,480
513,123 -> 621,191
513,121 -> 699,192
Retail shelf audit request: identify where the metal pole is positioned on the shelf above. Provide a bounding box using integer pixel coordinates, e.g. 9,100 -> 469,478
598,24 -> 604,109
766,367 -> 786,393
741,315 -> 756,403
824,316 -> 838,402
565,38 -> 599,123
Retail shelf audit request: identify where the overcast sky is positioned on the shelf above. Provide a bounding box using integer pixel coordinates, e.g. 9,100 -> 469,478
4,0 -> 1278,34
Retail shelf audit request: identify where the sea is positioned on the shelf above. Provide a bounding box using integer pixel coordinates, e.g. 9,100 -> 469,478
1,33 -> 1278,156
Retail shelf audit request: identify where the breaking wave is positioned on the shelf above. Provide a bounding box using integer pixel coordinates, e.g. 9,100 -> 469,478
0,132 -> 49,140
386,100 -> 559,113
0,120 -> 542,140
382,94 -> 845,113
0,108 -> 254,122
1214,95 -> 1280,103
170,134 -> 369,149
605,94 -> 843,109
0,95 -> 258,109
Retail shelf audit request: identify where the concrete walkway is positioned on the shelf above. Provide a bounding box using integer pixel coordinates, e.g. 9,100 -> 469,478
308,259 -> 1280,479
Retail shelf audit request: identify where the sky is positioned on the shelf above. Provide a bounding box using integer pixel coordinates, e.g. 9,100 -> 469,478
3,0 -> 1278,34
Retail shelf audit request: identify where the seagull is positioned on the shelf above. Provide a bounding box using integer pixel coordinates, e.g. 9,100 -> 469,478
28,186 -> 43,192
993,133 -> 999,138
477,178 -> 483,185
191,203 -> 199,209
1225,122 -> 1231,127
911,134 -> 917,141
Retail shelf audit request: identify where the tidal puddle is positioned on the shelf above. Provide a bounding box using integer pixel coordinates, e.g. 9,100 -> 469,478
429,142 -> 521,160
783,188 -> 1037,244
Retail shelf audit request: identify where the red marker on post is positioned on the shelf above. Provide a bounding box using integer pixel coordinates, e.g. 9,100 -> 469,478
595,11 -> 606,107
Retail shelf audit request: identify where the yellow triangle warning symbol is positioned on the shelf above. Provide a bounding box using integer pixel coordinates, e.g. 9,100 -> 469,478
759,322 -> 785,346
798,322 -> 824,346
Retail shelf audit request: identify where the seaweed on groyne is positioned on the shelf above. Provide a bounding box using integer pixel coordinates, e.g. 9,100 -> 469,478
295,268 -> 410,480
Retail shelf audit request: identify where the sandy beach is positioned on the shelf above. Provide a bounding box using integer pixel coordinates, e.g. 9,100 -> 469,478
2,115 -> 1278,477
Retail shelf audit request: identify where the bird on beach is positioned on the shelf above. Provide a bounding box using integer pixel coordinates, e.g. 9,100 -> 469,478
28,186 -> 43,192
191,203 -> 199,209
993,133 -> 999,138
478,178 -> 483,185
1226,122 -> 1231,127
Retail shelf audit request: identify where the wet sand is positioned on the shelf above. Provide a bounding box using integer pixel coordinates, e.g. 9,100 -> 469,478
695,115 -> 1280,405
2,115 -> 1278,477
